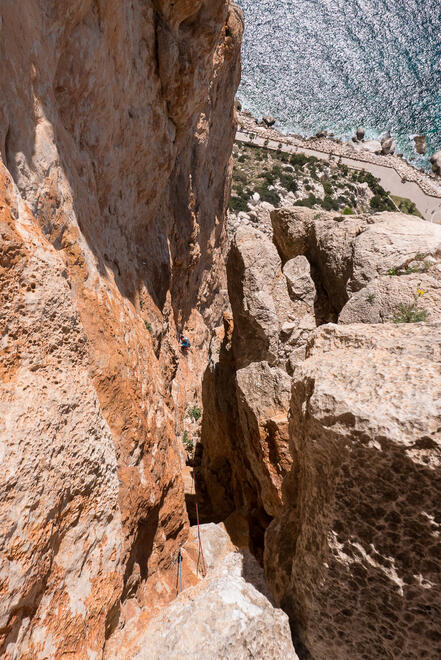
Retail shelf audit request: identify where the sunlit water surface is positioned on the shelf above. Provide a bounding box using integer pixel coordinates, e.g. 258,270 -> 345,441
237,0 -> 441,168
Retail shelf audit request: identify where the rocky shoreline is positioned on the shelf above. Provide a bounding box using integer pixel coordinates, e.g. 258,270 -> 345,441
237,111 -> 441,201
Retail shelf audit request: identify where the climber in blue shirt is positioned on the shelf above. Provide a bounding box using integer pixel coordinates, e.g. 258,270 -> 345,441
180,334 -> 191,351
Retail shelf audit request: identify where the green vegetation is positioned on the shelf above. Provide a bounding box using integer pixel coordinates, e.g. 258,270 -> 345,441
391,195 -> 423,218
412,254 -> 430,271
144,320 -> 153,333
352,169 -> 395,212
367,293 -> 375,304
188,406 -> 202,422
255,185 -> 281,206
229,195 -> 249,212
290,153 -> 310,168
404,265 -> 421,274
370,194 -> 395,212
294,193 -> 338,211
294,194 -> 320,209
322,195 -> 339,211
279,172 -> 298,193
323,181 -> 334,196
183,430 -> 194,451
387,259 -> 431,277
230,144 -> 415,218
393,303 -> 428,324
403,259 -> 430,274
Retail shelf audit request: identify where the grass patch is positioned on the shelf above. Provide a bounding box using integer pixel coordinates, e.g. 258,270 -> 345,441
144,320 -> 153,333
391,195 -> 423,218
393,303 -> 428,323
404,265 -> 421,274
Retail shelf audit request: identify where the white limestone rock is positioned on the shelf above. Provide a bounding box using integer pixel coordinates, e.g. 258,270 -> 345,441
132,551 -> 298,660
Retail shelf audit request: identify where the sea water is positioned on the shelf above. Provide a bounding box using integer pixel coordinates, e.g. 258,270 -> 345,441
236,0 -> 441,169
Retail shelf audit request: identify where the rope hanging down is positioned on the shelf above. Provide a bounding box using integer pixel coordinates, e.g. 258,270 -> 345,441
193,471 -> 207,577
176,549 -> 183,594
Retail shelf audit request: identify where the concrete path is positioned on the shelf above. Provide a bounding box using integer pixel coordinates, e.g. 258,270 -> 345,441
236,131 -> 441,223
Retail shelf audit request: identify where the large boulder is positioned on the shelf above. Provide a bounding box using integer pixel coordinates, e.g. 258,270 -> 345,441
106,528 -> 298,660
227,225 -> 294,368
430,151 -> 441,175
283,255 -> 316,308
350,212 -> 441,291
236,361 -> 293,516
271,208 -> 441,313
272,207 -> 366,312
339,272 -> 441,324
265,322 -> 441,660
362,139 -> 382,154
414,135 -> 427,155
381,136 -> 396,155
262,115 -> 276,127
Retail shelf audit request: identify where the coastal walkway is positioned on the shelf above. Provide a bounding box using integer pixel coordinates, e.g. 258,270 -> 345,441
236,130 -> 441,224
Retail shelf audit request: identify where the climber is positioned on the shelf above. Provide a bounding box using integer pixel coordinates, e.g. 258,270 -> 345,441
180,334 -> 191,351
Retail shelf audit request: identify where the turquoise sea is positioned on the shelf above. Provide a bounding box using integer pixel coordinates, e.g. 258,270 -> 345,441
236,0 -> 441,169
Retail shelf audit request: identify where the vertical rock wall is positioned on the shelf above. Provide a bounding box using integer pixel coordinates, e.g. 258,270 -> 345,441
201,206 -> 441,658
0,1 -> 242,657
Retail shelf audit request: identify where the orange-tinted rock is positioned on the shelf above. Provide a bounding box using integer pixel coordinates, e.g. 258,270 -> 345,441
105,524 -> 298,660
0,1 -> 242,657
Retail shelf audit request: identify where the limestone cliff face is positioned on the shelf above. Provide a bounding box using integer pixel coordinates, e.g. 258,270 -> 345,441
201,207 -> 441,658
267,322 -> 441,660
0,2 -> 242,657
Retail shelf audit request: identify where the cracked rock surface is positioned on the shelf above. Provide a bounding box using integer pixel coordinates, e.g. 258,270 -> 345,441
201,204 -> 441,659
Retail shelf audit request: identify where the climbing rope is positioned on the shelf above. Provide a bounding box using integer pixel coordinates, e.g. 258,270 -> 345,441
192,471 -> 207,577
176,549 -> 183,594
196,501 -> 207,577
